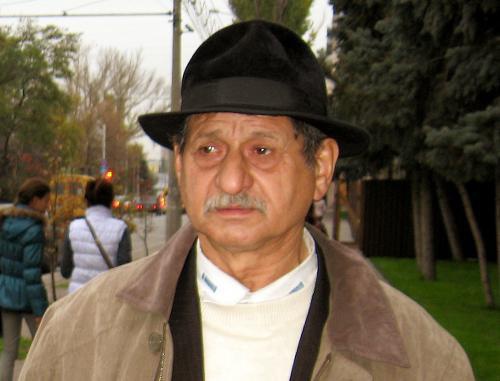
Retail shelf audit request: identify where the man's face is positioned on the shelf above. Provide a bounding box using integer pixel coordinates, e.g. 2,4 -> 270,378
175,112 -> 334,253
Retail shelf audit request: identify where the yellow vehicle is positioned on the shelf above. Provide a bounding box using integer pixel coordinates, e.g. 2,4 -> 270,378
49,174 -> 94,240
156,187 -> 169,214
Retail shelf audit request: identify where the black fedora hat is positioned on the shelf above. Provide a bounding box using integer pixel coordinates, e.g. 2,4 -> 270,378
139,20 -> 369,157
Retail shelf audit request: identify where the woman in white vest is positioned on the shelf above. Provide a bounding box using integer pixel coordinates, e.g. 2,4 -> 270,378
61,179 -> 131,293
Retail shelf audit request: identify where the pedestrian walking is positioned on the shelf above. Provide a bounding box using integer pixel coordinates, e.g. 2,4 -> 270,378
20,20 -> 474,381
60,179 -> 131,293
0,178 -> 50,381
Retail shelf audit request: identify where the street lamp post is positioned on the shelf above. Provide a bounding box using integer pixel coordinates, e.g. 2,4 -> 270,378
100,122 -> 107,175
102,123 -> 106,162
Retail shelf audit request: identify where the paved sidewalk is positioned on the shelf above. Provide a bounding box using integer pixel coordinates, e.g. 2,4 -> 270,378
12,271 -> 68,380
323,206 -> 356,244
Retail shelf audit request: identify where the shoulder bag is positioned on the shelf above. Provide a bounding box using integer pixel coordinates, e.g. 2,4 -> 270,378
84,218 -> 114,269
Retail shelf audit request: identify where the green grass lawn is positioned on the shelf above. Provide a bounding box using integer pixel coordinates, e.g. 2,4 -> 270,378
0,336 -> 32,360
370,257 -> 500,381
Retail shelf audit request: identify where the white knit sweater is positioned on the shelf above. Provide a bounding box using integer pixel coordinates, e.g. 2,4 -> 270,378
200,277 -> 314,381
197,229 -> 317,380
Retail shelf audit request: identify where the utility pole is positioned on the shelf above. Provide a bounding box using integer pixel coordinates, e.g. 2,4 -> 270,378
99,122 -> 107,175
166,0 -> 183,239
101,122 -> 106,162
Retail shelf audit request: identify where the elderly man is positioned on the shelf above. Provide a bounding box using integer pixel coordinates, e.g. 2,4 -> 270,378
20,21 -> 474,381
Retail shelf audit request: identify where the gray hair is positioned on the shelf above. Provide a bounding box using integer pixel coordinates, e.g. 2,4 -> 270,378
171,116 -> 327,167
204,193 -> 267,214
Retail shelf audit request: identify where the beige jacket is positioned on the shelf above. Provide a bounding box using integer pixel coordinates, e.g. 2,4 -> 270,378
19,224 -> 475,381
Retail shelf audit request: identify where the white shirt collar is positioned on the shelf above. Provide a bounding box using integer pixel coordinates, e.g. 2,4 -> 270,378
196,229 -> 318,305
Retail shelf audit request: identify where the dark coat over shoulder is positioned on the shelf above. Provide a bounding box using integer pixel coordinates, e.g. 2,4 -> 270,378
0,205 -> 48,316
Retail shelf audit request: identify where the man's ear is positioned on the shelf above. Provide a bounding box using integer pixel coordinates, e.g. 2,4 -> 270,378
313,138 -> 339,200
174,145 -> 183,186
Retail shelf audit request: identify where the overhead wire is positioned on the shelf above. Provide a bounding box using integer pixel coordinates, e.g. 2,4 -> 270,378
0,0 -> 40,6
0,0 -> 228,36
64,0 -> 110,13
0,0 -> 171,17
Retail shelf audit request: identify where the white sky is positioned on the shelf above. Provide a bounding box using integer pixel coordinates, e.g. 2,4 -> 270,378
0,0 -> 333,160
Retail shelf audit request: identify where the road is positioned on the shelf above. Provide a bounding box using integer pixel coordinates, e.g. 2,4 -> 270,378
131,213 -> 188,259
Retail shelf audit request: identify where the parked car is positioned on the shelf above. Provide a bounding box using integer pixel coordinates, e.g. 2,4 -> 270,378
142,196 -> 157,213
124,196 -> 153,214
112,195 -> 130,215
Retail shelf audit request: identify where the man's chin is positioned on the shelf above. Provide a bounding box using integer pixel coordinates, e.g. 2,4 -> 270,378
198,225 -> 263,252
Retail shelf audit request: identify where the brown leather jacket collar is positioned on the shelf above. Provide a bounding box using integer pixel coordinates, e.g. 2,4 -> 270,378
117,224 -> 410,368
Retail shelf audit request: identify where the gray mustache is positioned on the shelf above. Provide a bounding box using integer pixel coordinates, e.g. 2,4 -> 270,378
204,193 -> 267,213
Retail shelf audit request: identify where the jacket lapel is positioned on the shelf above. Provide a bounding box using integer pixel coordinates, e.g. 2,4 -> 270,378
309,226 -> 410,368
116,224 -> 197,318
289,244 -> 329,381
169,246 -> 204,380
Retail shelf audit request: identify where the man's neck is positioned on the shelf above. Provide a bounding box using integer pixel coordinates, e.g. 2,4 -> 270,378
198,228 -> 309,291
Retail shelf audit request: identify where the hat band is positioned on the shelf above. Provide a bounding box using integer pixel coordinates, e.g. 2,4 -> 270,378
181,77 -> 324,115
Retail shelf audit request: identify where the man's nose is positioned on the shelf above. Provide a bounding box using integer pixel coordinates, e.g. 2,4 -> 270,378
215,149 -> 253,195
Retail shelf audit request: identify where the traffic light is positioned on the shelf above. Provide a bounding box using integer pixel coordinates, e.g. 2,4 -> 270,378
103,169 -> 114,181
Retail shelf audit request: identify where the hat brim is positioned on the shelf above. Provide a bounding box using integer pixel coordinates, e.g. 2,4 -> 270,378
139,109 -> 369,157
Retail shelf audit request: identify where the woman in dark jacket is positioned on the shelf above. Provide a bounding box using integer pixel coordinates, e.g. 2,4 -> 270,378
0,178 -> 50,381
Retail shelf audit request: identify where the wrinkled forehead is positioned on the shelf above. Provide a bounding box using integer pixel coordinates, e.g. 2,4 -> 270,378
184,112 -> 297,141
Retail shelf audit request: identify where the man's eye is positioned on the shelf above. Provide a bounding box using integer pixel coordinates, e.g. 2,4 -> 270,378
255,147 -> 271,155
200,145 -> 217,154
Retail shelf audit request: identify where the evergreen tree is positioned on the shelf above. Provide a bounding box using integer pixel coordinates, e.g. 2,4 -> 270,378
419,1 -> 498,307
330,0 -> 498,301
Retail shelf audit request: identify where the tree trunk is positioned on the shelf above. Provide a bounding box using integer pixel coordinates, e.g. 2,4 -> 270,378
420,171 -> 436,280
273,0 -> 288,22
496,168 -> 500,294
331,180 -> 339,240
356,181 -> 366,249
456,182 -> 495,308
143,211 -> 150,256
253,0 -> 260,17
1,134 -> 11,177
434,175 -> 465,261
411,172 -> 423,269
341,181 -> 361,242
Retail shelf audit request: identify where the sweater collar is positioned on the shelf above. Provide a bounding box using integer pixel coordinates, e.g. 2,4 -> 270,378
117,223 -> 409,367
196,229 -> 317,305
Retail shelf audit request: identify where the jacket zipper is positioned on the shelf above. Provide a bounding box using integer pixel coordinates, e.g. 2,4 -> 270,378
313,353 -> 333,381
154,322 -> 168,381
